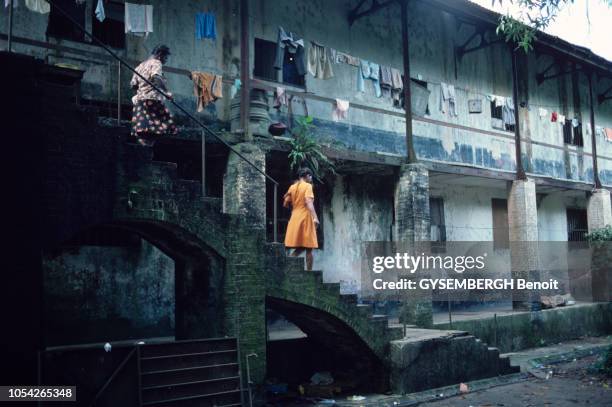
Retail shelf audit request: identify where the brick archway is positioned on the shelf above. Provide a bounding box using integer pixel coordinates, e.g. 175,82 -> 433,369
58,219 -> 226,340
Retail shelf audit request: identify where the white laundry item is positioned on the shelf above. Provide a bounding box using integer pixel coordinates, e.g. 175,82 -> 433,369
125,3 -> 154,36
439,82 -> 457,117
558,114 -> 566,124
538,107 -> 548,118
494,95 -> 505,108
571,118 -> 579,128
332,98 -> 349,121
5,0 -> 19,9
95,0 -> 106,22
24,0 -> 49,13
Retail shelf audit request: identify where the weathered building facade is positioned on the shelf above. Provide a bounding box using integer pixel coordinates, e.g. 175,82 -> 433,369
4,0 -> 612,402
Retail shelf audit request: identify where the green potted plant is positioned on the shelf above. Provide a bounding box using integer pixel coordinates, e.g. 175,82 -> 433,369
288,116 -> 335,182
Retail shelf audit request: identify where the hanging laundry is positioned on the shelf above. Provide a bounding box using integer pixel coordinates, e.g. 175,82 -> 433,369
95,0 -> 105,22
487,94 -> 505,107
439,82 -> 457,117
605,128 -> 612,142
357,60 -> 381,97
538,107 -> 548,118
191,71 -> 222,112
125,3 -> 154,37
329,48 -> 337,63
390,68 -> 403,103
379,66 -> 393,98
274,87 -> 288,109
558,114 -> 566,124
24,0 -> 49,13
502,97 -> 515,127
335,51 -> 359,66
551,111 -> 558,122
195,12 -> 217,40
307,41 -> 334,80
572,118 -> 579,128
229,79 -> 241,99
274,27 -> 306,76
332,99 -> 349,122
5,0 -> 19,9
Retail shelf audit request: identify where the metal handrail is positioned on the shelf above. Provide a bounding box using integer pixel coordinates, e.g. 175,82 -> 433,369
88,347 -> 137,407
44,0 -> 280,242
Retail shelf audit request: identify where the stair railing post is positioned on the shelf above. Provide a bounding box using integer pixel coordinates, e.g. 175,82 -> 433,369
273,183 -> 278,243
201,130 -> 206,196
136,346 -> 142,407
7,0 -> 14,52
117,61 -> 121,125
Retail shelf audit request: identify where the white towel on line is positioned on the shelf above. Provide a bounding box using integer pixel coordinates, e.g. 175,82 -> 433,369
125,3 -> 154,36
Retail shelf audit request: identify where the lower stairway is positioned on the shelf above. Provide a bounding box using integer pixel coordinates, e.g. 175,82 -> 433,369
390,329 -> 519,393
123,141 -> 520,396
139,338 -> 243,407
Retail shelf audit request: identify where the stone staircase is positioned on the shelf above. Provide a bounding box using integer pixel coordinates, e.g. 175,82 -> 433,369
120,139 -> 520,395
139,338 -> 242,407
389,329 -> 519,393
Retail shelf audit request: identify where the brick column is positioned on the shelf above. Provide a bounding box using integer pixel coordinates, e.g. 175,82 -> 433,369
508,179 -> 540,310
222,142 -> 268,386
588,189 -> 612,302
222,142 -> 266,227
587,189 -> 612,233
394,163 -> 432,327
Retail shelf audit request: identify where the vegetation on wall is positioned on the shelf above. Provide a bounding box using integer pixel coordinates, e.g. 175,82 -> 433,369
288,116 -> 336,183
586,225 -> 612,242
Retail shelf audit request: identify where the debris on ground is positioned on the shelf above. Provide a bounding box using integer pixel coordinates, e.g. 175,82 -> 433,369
540,294 -> 574,309
311,371 -> 334,385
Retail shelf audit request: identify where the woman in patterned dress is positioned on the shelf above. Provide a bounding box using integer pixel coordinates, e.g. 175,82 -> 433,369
130,45 -> 178,146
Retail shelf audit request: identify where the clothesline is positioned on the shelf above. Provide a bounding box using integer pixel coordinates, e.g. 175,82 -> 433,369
305,37 -> 600,116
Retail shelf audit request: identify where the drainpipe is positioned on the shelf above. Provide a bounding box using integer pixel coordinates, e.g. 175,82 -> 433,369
511,46 -> 527,180
588,71 -> 602,189
239,0 -> 251,137
401,0 -> 417,163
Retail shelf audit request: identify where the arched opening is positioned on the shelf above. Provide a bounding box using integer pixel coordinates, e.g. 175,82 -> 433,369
265,296 -> 386,403
43,220 -> 225,347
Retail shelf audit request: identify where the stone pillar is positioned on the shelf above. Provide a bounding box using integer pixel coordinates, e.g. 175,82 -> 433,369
587,189 -> 612,233
224,218 -> 267,385
394,163 -> 432,327
588,189 -> 612,302
222,142 -> 268,386
222,142 -> 266,227
508,179 -> 540,310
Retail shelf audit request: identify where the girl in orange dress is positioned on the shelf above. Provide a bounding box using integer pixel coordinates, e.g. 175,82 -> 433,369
283,168 -> 319,271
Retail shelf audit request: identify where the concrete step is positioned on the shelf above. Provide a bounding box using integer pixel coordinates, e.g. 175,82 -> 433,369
142,376 -> 241,405
140,338 -> 236,358
340,294 -> 358,304
174,179 -> 203,200
390,328 -> 518,393
140,349 -> 238,373
141,363 -> 240,388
